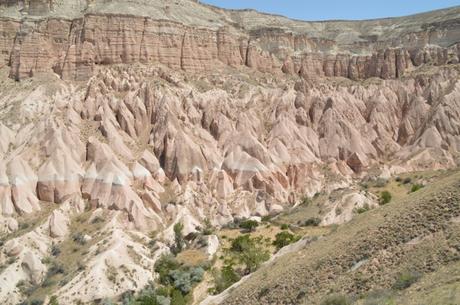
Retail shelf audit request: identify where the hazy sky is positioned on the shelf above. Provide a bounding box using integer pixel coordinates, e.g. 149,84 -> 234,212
202,0 -> 460,21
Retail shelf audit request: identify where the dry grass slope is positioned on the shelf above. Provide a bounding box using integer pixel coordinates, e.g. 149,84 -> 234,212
219,170 -> 460,305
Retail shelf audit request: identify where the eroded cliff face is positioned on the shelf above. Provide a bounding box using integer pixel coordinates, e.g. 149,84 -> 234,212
1,0 -> 460,81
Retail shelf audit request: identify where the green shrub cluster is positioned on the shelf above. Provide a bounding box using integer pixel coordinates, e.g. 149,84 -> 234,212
211,234 -> 269,293
392,271 -> 421,290
320,294 -> 351,305
410,184 -> 424,193
239,219 -> 259,232
379,191 -> 392,205
300,217 -> 321,227
148,254 -> 206,304
354,203 -> 371,214
210,264 -> 241,294
272,231 -> 301,250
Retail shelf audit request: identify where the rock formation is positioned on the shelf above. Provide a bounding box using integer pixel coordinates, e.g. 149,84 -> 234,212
0,1 -> 459,304
0,1 -> 459,80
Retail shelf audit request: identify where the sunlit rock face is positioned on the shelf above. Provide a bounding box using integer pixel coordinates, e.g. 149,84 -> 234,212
0,1 -> 459,304
0,1 -> 459,80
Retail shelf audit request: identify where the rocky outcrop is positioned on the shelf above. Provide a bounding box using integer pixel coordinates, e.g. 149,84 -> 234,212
1,2 -> 460,80
0,2 -> 459,304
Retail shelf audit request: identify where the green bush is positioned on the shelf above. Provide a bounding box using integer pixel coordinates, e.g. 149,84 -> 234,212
50,244 -> 61,257
229,235 -> 269,274
300,196 -> 311,206
47,262 -> 65,277
230,235 -> 254,253
169,267 -> 204,294
238,244 -> 269,273
280,224 -> 289,230
201,218 -> 214,235
380,191 -> 392,205
170,289 -> 186,305
72,232 -> 86,245
301,217 -> 321,227
49,296 -> 59,305
155,255 -> 181,285
273,231 -> 300,250
172,223 -> 185,254
410,184 -> 424,193
133,285 -> 171,305
261,215 -> 272,222
212,264 -> 241,294
393,271 -> 421,290
239,219 -> 259,232
320,294 -> 351,305
354,203 -> 370,214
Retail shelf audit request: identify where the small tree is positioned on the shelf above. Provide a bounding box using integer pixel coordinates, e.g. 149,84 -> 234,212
170,289 -> 186,305
238,244 -> 270,274
230,235 -> 254,252
212,265 -> 241,294
273,231 -> 300,250
202,218 -> 215,235
172,223 -> 185,254
239,219 -> 259,232
155,255 -> 181,285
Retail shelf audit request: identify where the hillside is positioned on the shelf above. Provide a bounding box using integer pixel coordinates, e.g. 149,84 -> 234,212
207,169 -> 460,305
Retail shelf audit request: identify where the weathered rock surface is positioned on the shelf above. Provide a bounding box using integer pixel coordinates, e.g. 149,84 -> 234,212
1,1 -> 459,80
0,1 -> 459,304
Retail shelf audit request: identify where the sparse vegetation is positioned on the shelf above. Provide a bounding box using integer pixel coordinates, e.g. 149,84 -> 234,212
403,177 -> 412,184
51,244 -> 61,257
239,219 -> 259,232
375,178 -> 389,188
335,207 -> 343,215
272,231 -> 301,250
300,217 -> 321,227
72,232 -> 87,245
211,264 -> 241,294
49,296 -> 59,305
320,294 -> 351,305
362,289 -> 395,305
380,191 -> 392,205
201,218 -> 215,235
392,271 -> 421,290
152,254 -> 205,304
172,222 -> 185,255
300,196 -> 312,206
354,203 -> 371,214
280,223 -> 289,230
222,234 -> 270,275
230,234 -> 254,253
410,184 -> 424,193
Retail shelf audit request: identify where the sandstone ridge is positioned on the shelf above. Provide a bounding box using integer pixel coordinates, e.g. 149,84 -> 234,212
0,1 -> 459,80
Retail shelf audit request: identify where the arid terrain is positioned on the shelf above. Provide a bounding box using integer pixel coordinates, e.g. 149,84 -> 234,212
0,1 -> 459,305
